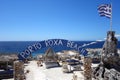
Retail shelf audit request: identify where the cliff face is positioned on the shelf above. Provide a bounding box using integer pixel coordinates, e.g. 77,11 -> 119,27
93,31 -> 120,80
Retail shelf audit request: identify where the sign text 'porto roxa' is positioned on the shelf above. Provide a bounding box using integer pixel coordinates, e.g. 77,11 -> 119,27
18,39 -> 88,60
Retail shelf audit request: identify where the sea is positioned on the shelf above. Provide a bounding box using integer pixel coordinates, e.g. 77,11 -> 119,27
0,41 -> 120,56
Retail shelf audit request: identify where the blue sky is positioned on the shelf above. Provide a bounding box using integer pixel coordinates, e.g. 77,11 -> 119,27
0,0 -> 120,41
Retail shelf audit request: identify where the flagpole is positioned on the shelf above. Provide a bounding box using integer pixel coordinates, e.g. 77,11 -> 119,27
110,3 -> 112,31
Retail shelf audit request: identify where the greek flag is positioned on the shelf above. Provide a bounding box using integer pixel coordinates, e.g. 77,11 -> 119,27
98,4 -> 112,18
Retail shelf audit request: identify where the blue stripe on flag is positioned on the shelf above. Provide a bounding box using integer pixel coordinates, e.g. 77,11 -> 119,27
98,4 -> 111,18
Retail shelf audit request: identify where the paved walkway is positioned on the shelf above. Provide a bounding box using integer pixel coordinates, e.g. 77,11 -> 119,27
24,61 -> 46,80
24,61 -> 75,80
24,61 -> 88,80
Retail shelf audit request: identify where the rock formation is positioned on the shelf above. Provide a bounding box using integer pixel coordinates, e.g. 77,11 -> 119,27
93,64 -> 120,80
93,31 -> 120,80
102,31 -> 120,71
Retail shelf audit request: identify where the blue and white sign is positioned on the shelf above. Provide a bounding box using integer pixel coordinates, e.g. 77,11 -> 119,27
18,39 -> 88,60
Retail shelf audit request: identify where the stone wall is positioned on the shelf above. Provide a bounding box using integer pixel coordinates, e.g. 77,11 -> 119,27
14,61 -> 24,80
84,57 -> 92,80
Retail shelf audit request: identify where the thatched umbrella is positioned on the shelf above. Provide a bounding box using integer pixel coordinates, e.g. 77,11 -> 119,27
0,55 -> 16,70
44,47 -> 57,61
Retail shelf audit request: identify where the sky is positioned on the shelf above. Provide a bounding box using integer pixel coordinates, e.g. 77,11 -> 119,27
0,0 -> 120,41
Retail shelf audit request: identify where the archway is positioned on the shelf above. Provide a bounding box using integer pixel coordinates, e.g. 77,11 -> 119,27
18,39 -> 88,60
